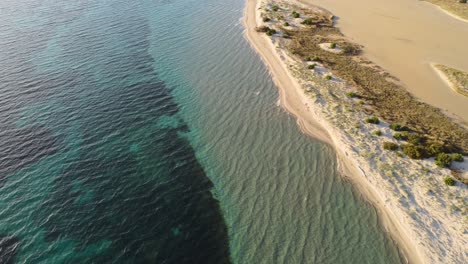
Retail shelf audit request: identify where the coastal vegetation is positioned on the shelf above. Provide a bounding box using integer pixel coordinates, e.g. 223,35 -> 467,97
389,124 -> 408,131
372,130 -> 382,136
283,18 -> 468,156
383,142 -> 398,151
301,18 -> 315,25
444,176 -> 456,186
259,1 -> 467,171
365,116 -> 380,124
435,153 -> 453,167
452,153 -> 464,162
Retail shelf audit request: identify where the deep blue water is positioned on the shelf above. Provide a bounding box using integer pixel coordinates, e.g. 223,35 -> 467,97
0,0 -> 230,263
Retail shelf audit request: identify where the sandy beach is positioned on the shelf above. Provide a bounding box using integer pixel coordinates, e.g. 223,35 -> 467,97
244,0 -> 468,263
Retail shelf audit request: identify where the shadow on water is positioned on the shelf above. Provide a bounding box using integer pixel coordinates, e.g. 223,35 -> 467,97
0,0 -> 231,262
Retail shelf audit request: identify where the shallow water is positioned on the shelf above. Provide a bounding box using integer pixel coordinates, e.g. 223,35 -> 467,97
307,0 -> 468,122
0,0 -> 402,263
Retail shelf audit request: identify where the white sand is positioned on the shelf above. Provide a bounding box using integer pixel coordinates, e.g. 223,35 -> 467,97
244,0 -> 468,263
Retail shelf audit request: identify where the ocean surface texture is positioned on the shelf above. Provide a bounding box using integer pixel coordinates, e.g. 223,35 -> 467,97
0,0 -> 402,263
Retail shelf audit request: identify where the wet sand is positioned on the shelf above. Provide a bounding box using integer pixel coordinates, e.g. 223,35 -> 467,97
302,0 -> 468,123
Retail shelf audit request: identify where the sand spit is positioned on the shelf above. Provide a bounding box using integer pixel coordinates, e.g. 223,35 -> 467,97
432,64 -> 468,98
422,0 -> 468,23
244,0 -> 468,263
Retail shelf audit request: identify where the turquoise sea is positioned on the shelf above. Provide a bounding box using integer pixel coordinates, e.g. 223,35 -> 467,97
0,0 -> 403,263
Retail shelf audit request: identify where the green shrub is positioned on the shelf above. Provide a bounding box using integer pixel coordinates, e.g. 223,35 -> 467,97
365,116 -> 380,124
389,123 -> 408,131
426,142 -> 444,156
452,153 -> 464,162
325,74 -> 332,80
263,17 -> 271,22
265,28 -> 276,36
301,18 -> 314,25
444,176 -> 456,186
402,144 -> 426,159
346,92 -> 357,98
307,64 -> 316,69
292,11 -> 300,18
373,130 -> 382,136
330,43 -> 337,49
283,22 -> 289,26
458,0 -> 467,3
305,57 -> 311,61
407,134 -> 425,145
435,153 -> 452,167
312,56 -> 321,62
383,142 -> 398,151
393,132 -> 409,141
272,5 -> 279,11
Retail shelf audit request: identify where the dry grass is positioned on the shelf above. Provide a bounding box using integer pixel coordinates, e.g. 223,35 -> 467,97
422,0 -> 468,20
283,24 -> 468,153
435,64 -> 468,97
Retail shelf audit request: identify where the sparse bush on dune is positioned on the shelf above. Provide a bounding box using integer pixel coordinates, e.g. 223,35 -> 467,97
383,142 -> 398,151
263,17 -> 271,22
365,116 -> 380,124
402,144 -> 426,159
272,5 -> 279,11
308,64 -> 316,69
330,42 -> 337,49
265,28 -> 277,36
301,18 -> 314,25
292,11 -> 300,18
346,92 -> 357,98
451,153 -> 464,162
444,176 -> 456,186
407,134 -> 425,145
325,74 -> 332,80
283,22 -> 289,26
435,153 -> 452,167
393,132 -> 409,141
389,123 -> 409,131
426,142 -> 444,156
373,130 -> 382,136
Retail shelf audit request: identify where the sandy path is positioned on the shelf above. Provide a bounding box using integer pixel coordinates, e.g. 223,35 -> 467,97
243,0 -> 425,263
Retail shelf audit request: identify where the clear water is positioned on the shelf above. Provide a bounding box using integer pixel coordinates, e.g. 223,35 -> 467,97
0,0 -> 403,263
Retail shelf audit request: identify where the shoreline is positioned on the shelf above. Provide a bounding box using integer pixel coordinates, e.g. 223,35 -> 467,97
243,0 -> 467,263
242,0 -> 421,262
422,1 -> 468,24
